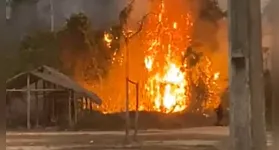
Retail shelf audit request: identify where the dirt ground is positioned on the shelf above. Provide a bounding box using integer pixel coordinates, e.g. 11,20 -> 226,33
6,127 -> 272,150
6,127 -> 228,150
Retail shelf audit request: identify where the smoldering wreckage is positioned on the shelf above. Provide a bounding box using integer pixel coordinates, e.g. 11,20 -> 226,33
5,0 -> 271,131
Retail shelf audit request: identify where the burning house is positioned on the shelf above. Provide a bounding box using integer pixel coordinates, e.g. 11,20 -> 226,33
6,66 -> 102,129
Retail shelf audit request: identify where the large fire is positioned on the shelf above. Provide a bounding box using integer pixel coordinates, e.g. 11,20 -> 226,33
82,0 -> 224,114
142,1 -> 192,113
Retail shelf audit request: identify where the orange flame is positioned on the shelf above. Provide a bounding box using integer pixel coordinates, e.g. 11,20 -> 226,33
82,0 -> 224,114
142,0 -> 193,113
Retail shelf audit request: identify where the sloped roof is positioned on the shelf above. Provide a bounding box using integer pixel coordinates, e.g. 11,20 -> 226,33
6,66 -> 102,105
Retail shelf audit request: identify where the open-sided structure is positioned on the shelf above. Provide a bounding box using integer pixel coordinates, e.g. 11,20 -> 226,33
6,66 -> 102,129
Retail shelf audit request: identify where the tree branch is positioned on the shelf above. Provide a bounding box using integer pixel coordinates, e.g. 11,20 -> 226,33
125,13 -> 155,40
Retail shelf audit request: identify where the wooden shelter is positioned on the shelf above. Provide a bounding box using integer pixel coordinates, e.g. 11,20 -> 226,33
6,66 -> 102,129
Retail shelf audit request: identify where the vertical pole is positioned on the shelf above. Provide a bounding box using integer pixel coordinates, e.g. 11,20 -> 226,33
270,0 -> 279,149
42,81 -> 47,126
73,93 -> 78,125
68,90 -> 72,128
26,74 -> 31,130
35,81 -> 39,128
228,0 -> 266,150
6,0 -> 12,20
125,40 -> 130,142
134,83 -> 139,140
86,98 -> 90,112
51,85 -> 55,123
247,0 -> 266,149
53,84 -> 58,124
49,0 -> 54,32
228,0 -> 251,149
53,84 -> 57,125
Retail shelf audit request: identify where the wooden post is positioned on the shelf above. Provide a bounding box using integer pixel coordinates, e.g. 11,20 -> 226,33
68,90 -> 72,128
42,80 -> 48,126
228,0 -> 266,150
270,0 -> 279,149
49,0 -> 54,32
51,84 -> 56,124
73,93 -> 78,125
134,83 -> 139,140
86,98 -> 89,111
26,74 -> 31,129
35,81 -> 39,128
125,40 -> 130,142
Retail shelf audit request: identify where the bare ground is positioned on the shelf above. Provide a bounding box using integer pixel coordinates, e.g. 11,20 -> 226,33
6,127 -> 272,150
6,127 -> 229,150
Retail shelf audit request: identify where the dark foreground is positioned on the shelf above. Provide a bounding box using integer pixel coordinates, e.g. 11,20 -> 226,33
7,127 -> 228,150
6,127 -> 272,150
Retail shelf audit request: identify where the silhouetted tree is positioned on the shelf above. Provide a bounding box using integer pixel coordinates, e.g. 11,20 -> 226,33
199,0 -> 226,23
57,13 -> 111,84
19,30 -> 60,71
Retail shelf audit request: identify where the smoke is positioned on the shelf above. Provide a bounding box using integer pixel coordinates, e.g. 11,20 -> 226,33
188,0 -> 229,90
2,1 -> 40,79
4,1 -> 38,51
187,0 -> 272,89
4,0 -> 131,58
36,0 -> 149,29
216,0 -> 271,13
5,0 -> 150,50
3,0 -> 149,75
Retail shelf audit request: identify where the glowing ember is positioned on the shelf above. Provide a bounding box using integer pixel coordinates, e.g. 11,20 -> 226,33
213,72 -> 220,80
104,32 -> 113,48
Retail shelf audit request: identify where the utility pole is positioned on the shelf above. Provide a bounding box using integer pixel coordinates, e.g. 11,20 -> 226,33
6,0 -> 12,20
121,1 -> 146,142
49,0 -> 54,32
228,0 -> 266,150
270,0 -> 279,149
124,39 -> 131,143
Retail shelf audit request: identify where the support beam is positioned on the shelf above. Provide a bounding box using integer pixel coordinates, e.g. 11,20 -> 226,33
42,81 -> 48,127
134,83 -> 139,140
35,81 -> 39,128
68,90 -> 73,128
228,0 -> 266,150
73,93 -> 78,125
51,85 -> 55,124
270,0 -> 279,149
26,74 -> 31,130
6,89 -> 65,92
